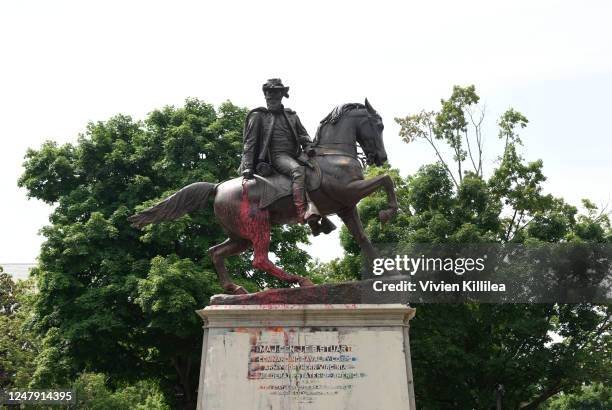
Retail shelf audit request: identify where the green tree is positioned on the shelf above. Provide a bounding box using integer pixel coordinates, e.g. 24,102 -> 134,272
72,373 -> 169,410
322,86 -> 611,408
0,269 -> 38,389
18,99 -> 311,408
542,383 -> 612,409
0,267 -> 20,316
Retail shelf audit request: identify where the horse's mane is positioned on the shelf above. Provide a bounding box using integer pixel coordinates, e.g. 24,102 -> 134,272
314,103 -> 367,148
319,103 -> 365,126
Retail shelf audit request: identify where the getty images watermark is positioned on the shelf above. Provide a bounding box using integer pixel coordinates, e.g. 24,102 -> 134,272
355,244 -> 612,303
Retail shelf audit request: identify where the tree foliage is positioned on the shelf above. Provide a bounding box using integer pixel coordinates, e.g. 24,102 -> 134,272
542,383 -> 612,409
396,85 -> 486,186
0,269 -> 169,408
17,99 -> 311,408
73,373 -> 170,410
0,269 -> 38,389
0,268 -> 20,316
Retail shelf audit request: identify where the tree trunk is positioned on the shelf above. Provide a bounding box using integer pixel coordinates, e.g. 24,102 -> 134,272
172,356 -> 195,410
520,383 -> 561,410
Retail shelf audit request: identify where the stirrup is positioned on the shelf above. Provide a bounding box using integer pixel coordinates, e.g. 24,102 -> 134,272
304,198 -> 321,223
308,217 -> 336,236
319,217 -> 336,234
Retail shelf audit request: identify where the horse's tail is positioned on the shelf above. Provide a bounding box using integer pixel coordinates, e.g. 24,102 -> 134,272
127,182 -> 217,229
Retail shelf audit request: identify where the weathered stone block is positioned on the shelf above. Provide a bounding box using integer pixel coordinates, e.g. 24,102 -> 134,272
196,304 -> 416,410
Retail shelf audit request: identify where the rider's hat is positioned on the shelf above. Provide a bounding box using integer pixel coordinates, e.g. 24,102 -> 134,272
262,78 -> 289,98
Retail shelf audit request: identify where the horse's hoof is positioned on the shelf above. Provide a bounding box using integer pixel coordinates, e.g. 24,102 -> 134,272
298,278 -> 315,287
232,286 -> 249,295
379,209 -> 397,224
224,284 -> 249,295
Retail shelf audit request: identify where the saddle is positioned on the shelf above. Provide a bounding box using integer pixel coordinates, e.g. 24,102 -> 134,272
257,159 -> 322,209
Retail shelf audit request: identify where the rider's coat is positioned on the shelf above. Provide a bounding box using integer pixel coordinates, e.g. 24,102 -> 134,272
238,106 -> 311,174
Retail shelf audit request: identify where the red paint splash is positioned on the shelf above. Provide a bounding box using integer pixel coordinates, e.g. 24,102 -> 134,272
238,180 -> 306,288
239,179 -> 270,241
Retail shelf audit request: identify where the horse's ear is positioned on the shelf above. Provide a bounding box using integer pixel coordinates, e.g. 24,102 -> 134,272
365,98 -> 375,114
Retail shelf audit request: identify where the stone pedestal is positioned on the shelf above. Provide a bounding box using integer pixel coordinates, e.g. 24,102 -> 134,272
196,304 -> 416,410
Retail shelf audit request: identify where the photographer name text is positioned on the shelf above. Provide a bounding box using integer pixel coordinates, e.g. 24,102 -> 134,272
373,280 -> 506,292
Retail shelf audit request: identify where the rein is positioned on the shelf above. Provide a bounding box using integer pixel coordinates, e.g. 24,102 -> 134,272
313,145 -> 359,160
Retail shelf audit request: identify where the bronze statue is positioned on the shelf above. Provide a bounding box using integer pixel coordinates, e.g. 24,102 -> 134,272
128,81 -> 398,295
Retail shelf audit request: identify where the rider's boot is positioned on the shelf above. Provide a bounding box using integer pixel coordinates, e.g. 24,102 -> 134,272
291,166 -> 321,226
292,177 -> 308,224
293,191 -> 307,224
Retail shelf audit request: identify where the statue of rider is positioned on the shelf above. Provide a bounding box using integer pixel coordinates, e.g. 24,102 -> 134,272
239,78 -> 335,235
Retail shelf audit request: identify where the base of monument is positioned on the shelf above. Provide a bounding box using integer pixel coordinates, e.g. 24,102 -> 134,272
196,304 -> 416,410
208,279 -> 410,305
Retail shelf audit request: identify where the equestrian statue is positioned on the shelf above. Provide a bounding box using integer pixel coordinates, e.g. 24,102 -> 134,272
128,79 -> 399,295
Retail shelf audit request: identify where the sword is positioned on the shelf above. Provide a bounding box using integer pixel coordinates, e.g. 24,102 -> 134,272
253,173 -> 274,186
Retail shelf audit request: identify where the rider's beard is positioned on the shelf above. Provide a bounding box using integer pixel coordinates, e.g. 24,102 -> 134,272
266,100 -> 284,113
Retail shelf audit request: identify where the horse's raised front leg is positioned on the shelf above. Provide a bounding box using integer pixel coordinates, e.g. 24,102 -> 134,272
337,206 -> 379,270
208,238 -> 250,295
344,175 -> 398,223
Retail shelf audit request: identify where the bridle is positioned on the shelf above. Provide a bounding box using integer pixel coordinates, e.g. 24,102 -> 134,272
361,110 -> 383,165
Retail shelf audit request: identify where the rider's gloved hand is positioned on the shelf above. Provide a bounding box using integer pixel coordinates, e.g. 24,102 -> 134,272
242,169 -> 254,179
305,145 -> 316,157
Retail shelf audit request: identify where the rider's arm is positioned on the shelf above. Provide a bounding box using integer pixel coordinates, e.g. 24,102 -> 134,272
294,115 -> 312,147
295,115 -> 316,157
240,113 -> 262,176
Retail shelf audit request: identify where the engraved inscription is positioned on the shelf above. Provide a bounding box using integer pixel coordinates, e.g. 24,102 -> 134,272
247,339 -> 366,403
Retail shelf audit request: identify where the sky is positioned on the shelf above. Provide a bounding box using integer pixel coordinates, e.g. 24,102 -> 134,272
1,0 -> 611,265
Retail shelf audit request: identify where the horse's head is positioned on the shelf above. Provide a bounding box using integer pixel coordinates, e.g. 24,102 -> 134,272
357,99 -> 387,166
316,100 -> 387,166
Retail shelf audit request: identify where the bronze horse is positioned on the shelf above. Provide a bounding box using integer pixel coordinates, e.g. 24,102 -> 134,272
128,100 -> 398,294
